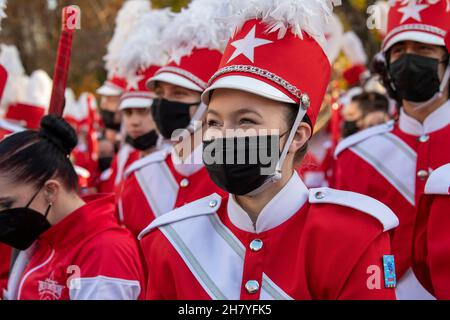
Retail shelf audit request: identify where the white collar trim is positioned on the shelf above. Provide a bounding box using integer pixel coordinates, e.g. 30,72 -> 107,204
399,100 -> 450,136
227,172 -> 309,234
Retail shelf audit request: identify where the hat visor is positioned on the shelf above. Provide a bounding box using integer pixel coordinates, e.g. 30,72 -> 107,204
147,72 -> 203,92
119,97 -> 153,111
96,84 -> 123,96
383,31 -> 445,52
201,75 -> 296,106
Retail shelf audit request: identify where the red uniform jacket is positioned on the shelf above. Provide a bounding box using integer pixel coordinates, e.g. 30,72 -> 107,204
118,145 -> 226,237
0,243 -> 11,292
334,103 -> 450,299
139,173 -> 398,300
413,164 -> 450,299
3,195 -> 145,300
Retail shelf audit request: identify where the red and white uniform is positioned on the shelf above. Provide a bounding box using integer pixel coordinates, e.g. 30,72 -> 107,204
139,172 -> 398,300
97,144 -> 139,194
334,102 -> 450,299
118,144 -> 226,237
413,164 -> 450,299
3,195 -> 145,300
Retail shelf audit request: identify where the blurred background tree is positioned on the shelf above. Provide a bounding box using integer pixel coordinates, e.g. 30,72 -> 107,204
0,0 -> 383,96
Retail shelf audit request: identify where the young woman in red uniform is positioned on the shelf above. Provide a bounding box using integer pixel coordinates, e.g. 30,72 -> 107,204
0,115 -> 145,300
139,0 -> 398,300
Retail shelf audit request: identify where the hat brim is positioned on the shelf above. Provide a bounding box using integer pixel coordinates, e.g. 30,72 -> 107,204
119,97 -> 154,110
201,75 -> 296,106
147,72 -> 203,92
96,84 -> 123,97
383,31 -> 445,52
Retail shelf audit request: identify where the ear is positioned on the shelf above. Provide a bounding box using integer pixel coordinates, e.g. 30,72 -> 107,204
288,122 -> 311,154
43,180 -> 62,205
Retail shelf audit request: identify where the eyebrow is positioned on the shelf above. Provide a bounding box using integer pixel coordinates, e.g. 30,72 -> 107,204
207,108 -> 263,119
0,196 -> 13,202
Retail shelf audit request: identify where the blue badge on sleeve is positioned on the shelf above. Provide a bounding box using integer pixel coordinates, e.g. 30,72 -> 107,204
383,255 -> 397,288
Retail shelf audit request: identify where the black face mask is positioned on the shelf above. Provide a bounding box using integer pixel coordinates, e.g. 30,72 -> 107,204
100,109 -> 121,132
203,135 -> 282,196
98,156 -> 113,172
389,54 -> 442,103
0,189 -> 51,250
125,130 -> 159,151
342,120 -> 360,138
151,98 -> 197,139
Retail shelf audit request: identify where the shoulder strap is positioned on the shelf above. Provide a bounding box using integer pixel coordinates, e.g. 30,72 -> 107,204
309,187 -> 399,232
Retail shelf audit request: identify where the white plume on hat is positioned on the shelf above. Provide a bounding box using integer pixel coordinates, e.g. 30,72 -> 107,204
227,0 -> 339,49
117,8 -> 173,79
104,0 -> 152,76
0,44 -> 27,109
324,13 -> 344,63
0,0 -> 7,30
342,31 -> 368,65
162,0 -> 234,64
22,70 -> 52,109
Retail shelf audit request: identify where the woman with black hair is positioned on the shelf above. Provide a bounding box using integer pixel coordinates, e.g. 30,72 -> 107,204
0,115 -> 145,300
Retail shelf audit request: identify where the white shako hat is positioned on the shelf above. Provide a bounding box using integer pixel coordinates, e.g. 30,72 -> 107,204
116,8 -> 172,110
97,0 -> 152,97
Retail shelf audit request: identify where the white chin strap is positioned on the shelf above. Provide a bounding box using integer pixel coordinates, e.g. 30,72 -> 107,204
246,102 -> 309,197
409,64 -> 450,110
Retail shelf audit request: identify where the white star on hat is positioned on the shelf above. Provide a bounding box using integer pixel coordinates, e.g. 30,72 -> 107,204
228,26 -> 273,63
126,74 -> 145,90
397,0 -> 429,24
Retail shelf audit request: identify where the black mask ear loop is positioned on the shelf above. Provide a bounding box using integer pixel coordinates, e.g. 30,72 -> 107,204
25,186 -> 52,219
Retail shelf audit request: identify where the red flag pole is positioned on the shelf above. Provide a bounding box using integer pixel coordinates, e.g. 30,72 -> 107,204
48,5 -> 79,116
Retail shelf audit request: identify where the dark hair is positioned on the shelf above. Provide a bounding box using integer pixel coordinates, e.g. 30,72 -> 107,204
351,92 -> 389,115
0,115 -> 79,191
283,104 -> 311,165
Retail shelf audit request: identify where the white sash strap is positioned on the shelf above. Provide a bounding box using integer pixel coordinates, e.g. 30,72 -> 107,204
350,132 -> 417,205
159,213 -> 292,300
135,161 -> 179,217
396,268 -> 435,300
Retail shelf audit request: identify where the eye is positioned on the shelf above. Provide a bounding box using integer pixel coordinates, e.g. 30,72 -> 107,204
0,200 -> 13,211
239,117 -> 257,125
207,119 -> 222,128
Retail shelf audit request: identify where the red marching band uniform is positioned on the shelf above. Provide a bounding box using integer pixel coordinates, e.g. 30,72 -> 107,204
334,0 -> 450,299
139,0 -> 398,300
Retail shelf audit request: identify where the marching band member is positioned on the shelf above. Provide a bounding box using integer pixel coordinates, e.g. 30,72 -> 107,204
0,116 -> 145,300
118,0 -> 229,237
96,0 -> 151,194
334,0 -> 450,299
409,34 -> 450,300
139,0 -> 398,300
